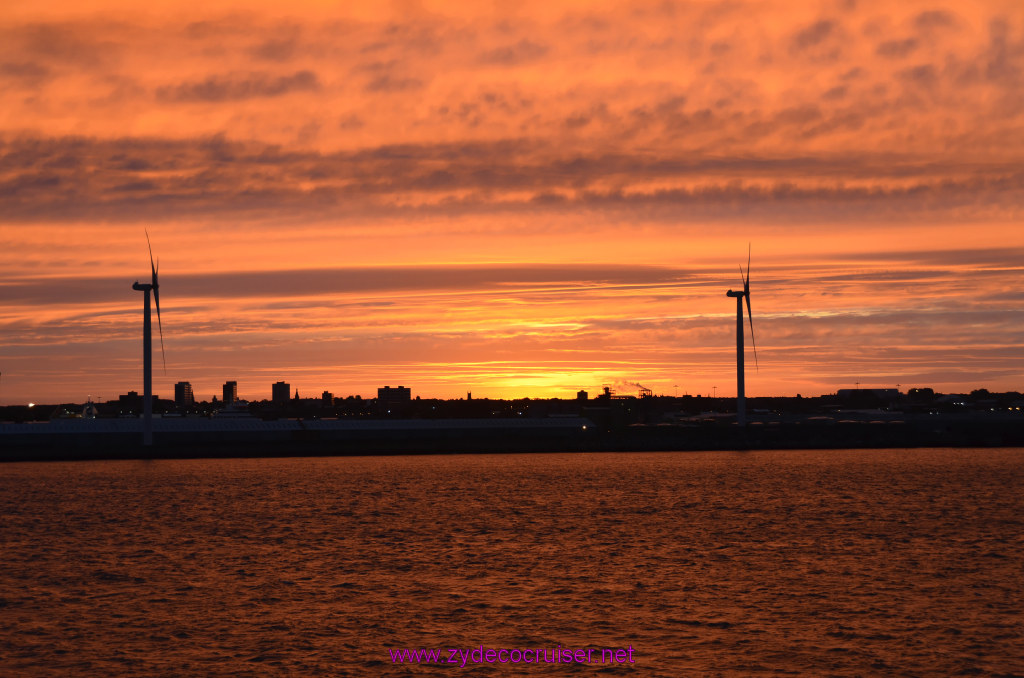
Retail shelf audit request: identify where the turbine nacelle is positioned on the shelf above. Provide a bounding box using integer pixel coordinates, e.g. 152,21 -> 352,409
726,245 -> 759,426
135,230 -> 165,373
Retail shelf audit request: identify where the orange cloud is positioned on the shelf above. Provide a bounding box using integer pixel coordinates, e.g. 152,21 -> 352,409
1,1 -> 1023,402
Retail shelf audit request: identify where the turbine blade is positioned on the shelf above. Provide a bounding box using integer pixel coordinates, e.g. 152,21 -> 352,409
744,243 -> 751,294
153,274 -> 163,374
146,229 -> 156,280
155,292 -> 166,374
147,231 -> 166,374
746,293 -> 758,371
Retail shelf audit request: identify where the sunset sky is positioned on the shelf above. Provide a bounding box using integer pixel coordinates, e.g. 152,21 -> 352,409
1,0 -> 1022,404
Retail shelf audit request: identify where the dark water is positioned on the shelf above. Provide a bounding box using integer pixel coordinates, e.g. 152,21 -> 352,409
1,449 -> 1022,677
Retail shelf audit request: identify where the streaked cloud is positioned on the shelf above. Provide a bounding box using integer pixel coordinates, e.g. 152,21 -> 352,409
2,135 -> 1021,223
0,264 -> 692,305
155,70 -> 321,103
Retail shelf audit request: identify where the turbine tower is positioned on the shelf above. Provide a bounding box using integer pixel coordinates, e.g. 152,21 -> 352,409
132,231 -> 165,446
725,245 -> 758,425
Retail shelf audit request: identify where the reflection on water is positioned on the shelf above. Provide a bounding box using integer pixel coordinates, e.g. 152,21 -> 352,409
1,449 -> 1022,676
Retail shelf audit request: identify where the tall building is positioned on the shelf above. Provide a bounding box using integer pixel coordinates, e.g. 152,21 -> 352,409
377,385 -> 411,415
174,381 -> 194,408
118,391 -> 143,413
377,385 -> 411,404
222,381 -> 238,405
272,381 -> 290,404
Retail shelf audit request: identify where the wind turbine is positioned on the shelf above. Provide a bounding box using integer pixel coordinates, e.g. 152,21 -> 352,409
132,231 -> 165,446
725,245 -> 758,425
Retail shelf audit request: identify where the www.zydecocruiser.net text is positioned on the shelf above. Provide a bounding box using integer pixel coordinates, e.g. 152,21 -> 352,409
388,644 -> 637,667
